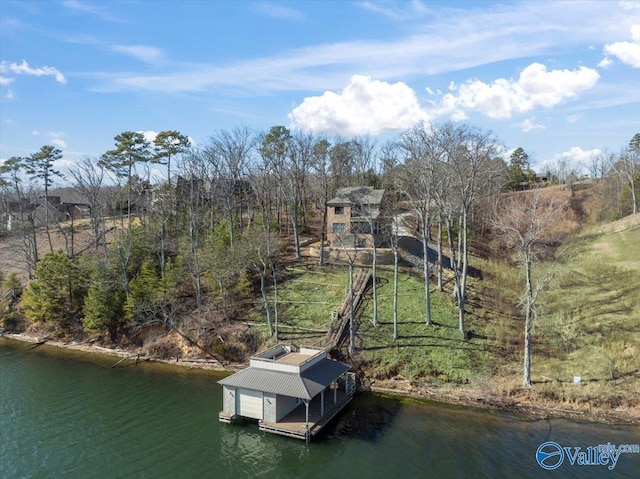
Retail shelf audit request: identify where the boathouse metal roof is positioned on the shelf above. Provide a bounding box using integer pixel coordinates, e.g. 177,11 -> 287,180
218,358 -> 350,400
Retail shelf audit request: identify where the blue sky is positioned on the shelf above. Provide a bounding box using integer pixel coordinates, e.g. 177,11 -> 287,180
1,0 -> 639,180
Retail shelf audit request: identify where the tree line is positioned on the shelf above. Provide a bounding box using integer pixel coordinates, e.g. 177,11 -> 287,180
1,125 -> 638,370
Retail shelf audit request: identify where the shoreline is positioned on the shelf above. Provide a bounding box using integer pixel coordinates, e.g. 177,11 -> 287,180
0,333 -> 242,375
368,383 -> 639,426
2,332 -> 637,426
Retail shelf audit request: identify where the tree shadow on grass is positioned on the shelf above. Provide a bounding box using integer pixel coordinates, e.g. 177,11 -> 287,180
361,341 -> 490,354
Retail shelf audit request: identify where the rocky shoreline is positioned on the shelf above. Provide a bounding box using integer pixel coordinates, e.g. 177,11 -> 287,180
2,332 -> 637,426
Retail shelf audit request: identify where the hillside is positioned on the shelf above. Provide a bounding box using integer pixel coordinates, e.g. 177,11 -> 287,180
254,190 -> 640,422
2,183 -> 638,423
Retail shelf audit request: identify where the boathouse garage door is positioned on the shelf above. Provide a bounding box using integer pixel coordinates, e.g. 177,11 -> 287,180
237,389 -> 263,420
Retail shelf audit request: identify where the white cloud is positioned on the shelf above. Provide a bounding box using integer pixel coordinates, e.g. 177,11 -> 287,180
288,75 -> 429,135
357,0 -> 429,20
536,146 -> 601,175
61,0 -> 125,23
94,2 -> 634,95
2,60 -> 66,84
597,56 -> 614,68
437,63 -> 599,119
0,75 -> 14,85
600,24 -> 640,68
31,131 -> 67,149
520,118 -> 545,133
112,45 -> 165,64
250,2 -> 306,22
139,130 -> 158,144
5,89 -> 16,100
51,138 -> 68,149
566,114 -> 581,123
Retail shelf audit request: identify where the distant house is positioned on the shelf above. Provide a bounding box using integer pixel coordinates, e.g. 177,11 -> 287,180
3,189 -> 90,232
326,186 -> 386,248
534,172 -> 549,183
218,345 -> 355,441
33,194 -> 90,224
172,175 -> 255,210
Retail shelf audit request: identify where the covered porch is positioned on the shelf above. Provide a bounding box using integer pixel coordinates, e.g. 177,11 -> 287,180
259,372 -> 356,440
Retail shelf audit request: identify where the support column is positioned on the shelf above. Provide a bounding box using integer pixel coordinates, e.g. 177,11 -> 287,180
320,390 -> 325,417
333,381 -> 337,404
304,400 -> 309,425
304,399 -> 310,442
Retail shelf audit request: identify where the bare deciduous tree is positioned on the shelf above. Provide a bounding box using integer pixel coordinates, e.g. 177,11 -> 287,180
311,138 -> 331,267
493,191 -> 560,387
587,151 -> 613,182
68,157 -> 109,254
0,157 -> 39,277
398,123 -> 440,326
439,122 -> 502,338
611,133 -> 640,215
206,127 -> 254,245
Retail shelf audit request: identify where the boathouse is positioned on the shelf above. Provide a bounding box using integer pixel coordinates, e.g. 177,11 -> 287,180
218,345 -> 355,440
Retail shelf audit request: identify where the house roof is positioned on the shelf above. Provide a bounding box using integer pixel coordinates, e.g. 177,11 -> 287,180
218,358 -> 350,400
42,187 -> 91,206
327,186 -> 384,207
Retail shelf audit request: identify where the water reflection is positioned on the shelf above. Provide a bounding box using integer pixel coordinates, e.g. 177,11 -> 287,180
327,395 -> 401,441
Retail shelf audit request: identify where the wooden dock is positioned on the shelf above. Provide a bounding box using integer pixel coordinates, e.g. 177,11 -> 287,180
258,387 -> 354,440
218,411 -> 236,424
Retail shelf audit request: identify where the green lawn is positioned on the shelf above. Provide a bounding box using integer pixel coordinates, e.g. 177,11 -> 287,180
261,262 -> 500,385
356,268 -> 498,384
264,264 -> 349,344
533,222 -> 640,391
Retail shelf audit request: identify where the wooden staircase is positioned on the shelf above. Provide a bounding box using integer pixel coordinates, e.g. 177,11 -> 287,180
316,268 -> 372,350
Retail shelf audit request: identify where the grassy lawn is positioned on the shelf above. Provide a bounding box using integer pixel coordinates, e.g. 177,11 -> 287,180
261,264 -> 349,344
529,220 -> 640,405
356,268 -> 497,384
467,216 -> 640,407
262,262 -> 503,385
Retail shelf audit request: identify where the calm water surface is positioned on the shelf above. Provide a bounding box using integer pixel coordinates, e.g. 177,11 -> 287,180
1,338 -> 638,478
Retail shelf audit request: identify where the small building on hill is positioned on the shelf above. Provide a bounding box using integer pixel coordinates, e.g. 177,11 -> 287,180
3,190 -> 90,232
218,345 -> 355,441
326,186 -> 386,248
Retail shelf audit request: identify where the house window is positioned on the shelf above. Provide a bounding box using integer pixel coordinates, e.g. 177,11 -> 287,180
334,206 -> 344,215
352,222 -> 375,235
332,223 -> 345,233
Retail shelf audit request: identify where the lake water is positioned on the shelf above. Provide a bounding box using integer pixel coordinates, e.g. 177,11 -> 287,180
1,338 -> 638,478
